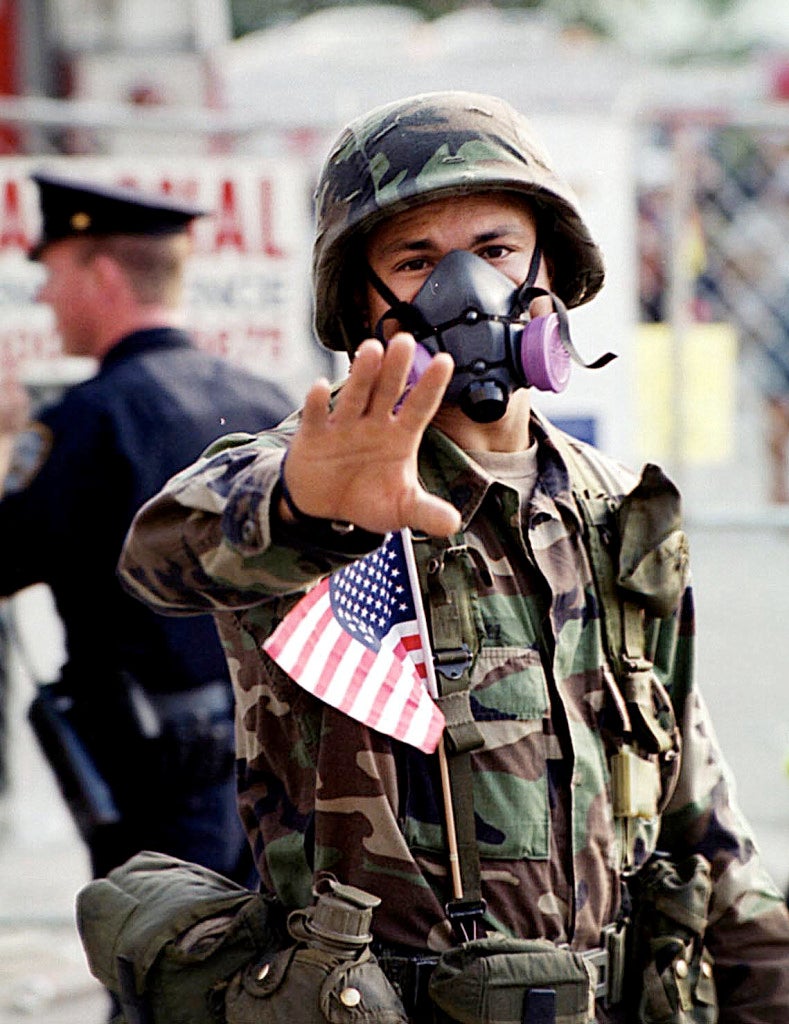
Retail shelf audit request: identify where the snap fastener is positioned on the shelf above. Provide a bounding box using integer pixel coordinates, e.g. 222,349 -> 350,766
241,518 -> 258,545
256,963 -> 270,981
339,987 -> 361,1007
675,959 -> 689,979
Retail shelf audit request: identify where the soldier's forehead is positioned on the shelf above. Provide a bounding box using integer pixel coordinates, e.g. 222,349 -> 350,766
366,192 -> 538,243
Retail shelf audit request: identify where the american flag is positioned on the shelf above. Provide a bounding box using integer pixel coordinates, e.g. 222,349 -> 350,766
262,531 -> 445,753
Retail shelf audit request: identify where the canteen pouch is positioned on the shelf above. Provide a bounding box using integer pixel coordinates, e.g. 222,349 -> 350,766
627,854 -> 718,1023
76,849 -> 286,1024
427,935 -> 597,1024
223,945 -> 409,1024
223,877 -> 409,1024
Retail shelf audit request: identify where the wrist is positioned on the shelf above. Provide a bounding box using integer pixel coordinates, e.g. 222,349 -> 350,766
277,454 -> 355,536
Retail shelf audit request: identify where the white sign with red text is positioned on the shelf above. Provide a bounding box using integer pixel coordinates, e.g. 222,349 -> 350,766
0,157 -> 321,402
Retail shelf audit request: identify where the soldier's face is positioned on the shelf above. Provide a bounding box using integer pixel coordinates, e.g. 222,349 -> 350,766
36,239 -> 101,356
364,192 -> 552,331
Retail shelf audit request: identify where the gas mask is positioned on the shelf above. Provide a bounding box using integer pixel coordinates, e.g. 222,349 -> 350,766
370,248 -> 615,423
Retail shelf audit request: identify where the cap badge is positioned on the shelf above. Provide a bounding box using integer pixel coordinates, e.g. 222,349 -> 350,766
70,211 -> 91,231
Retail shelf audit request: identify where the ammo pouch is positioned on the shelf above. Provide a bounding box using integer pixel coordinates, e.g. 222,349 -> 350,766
76,849 -> 286,1024
427,935 -> 596,1024
223,877 -> 409,1024
627,854 -> 718,1023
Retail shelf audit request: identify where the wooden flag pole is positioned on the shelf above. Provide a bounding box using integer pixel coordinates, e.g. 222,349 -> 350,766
401,527 -> 464,901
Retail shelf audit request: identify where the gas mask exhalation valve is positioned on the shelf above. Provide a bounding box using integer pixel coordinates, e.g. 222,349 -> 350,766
370,249 -> 615,423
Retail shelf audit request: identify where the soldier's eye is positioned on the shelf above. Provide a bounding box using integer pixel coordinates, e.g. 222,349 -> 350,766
396,257 -> 431,273
479,245 -> 510,261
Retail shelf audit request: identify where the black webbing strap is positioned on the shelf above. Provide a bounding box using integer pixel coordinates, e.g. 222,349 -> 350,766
412,533 -> 485,925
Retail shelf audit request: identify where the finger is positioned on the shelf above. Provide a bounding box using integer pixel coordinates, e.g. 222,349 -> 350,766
299,378 -> 332,435
396,351 -> 454,428
333,339 -> 384,418
408,491 -> 462,538
367,332 -> 416,416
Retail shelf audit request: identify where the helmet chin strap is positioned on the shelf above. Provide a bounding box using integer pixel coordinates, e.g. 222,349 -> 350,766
524,242 -> 543,291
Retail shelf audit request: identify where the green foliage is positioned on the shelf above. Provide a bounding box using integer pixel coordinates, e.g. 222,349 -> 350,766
228,0 -> 740,41
230,0 -> 543,37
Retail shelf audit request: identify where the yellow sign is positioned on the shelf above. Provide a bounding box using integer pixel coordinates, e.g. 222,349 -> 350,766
636,322 -> 738,464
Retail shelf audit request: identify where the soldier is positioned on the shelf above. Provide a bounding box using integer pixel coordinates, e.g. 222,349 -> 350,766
0,172 -> 293,887
119,94 -> 789,1022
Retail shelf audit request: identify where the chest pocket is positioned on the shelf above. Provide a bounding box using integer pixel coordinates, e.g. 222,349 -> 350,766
402,646 -> 552,861
467,646 -> 552,860
405,534 -> 555,870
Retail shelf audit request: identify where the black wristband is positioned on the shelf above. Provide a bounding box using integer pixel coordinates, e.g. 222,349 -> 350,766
278,454 -> 354,535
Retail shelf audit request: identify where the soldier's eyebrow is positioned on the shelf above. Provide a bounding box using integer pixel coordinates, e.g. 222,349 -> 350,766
472,225 -> 526,245
375,223 -> 529,259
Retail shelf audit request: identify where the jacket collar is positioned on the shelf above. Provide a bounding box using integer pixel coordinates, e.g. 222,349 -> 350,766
100,327 -> 193,371
418,409 -> 582,533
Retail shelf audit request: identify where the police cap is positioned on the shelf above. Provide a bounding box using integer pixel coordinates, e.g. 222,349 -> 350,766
29,170 -> 206,260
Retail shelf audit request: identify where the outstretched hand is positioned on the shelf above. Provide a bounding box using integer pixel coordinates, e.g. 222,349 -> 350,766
282,333 -> 462,537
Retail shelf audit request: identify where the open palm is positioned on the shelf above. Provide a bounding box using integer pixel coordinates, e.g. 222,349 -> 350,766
283,334 -> 461,537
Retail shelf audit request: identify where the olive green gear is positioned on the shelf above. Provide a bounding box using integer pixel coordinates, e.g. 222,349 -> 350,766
312,90 -> 606,353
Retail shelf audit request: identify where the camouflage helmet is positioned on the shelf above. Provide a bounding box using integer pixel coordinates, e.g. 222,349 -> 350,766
312,90 -> 605,353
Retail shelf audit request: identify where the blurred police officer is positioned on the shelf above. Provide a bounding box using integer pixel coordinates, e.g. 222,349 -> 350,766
0,172 -> 293,885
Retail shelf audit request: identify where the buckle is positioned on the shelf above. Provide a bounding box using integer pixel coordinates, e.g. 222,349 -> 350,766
601,921 -> 626,1005
375,950 -> 438,1018
434,643 -> 473,680
445,897 -> 487,942
581,946 -> 609,1000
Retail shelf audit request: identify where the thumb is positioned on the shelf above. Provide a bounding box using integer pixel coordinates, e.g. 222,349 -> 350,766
407,492 -> 462,538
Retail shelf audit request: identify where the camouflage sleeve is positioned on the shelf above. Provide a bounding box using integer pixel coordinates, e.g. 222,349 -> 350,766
655,586 -> 789,1019
119,422 -> 383,615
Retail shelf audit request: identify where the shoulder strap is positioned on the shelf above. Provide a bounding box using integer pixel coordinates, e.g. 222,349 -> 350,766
546,426 -> 685,870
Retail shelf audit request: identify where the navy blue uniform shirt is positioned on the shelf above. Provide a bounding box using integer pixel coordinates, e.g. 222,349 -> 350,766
0,327 -> 294,695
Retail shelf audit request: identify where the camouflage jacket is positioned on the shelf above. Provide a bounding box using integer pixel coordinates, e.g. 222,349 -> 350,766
120,409 -> 789,1019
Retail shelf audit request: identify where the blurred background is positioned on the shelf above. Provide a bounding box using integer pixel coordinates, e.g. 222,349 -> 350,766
1,1 -> 789,1020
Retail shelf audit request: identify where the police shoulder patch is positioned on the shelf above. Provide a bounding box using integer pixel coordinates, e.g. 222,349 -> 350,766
2,422 -> 54,496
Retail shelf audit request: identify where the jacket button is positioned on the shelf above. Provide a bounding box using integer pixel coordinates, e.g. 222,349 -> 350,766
340,987 -> 361,1007
675,959 -> 689,979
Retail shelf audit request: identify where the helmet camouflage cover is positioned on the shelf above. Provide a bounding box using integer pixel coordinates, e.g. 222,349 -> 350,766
312,90 -> 606,352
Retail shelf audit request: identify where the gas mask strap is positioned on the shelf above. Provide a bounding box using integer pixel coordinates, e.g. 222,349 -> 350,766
366,264 -> 401,310
518,284 -> 616,371
366,264 -> 434,340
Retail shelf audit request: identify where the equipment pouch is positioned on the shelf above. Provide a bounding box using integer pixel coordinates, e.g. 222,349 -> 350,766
427,935 -> 596,1024
224,944 -> 409,1024
223,877 -> 409,1024
628,853 -> 718,1024
76,850 -> 286,1024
